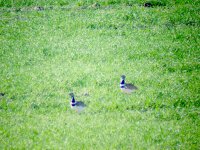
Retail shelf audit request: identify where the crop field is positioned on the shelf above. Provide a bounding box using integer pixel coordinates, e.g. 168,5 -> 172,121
0,0 -> 199,149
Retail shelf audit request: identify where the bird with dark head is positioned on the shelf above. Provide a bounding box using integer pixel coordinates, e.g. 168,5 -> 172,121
69,93 -> 86,112
120,75 -> 138,94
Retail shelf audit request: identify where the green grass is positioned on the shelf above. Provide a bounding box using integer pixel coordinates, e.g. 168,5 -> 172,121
0,0 -> 199,149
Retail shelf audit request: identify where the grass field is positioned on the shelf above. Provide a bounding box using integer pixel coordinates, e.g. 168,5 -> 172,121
0,0 -> 199,149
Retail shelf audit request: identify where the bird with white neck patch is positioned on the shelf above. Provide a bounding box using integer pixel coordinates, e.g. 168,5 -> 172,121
120,75 -> 137,93
69,93 -> 86,113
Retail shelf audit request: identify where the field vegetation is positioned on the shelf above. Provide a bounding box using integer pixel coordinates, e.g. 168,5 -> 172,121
0,0 -> 199,149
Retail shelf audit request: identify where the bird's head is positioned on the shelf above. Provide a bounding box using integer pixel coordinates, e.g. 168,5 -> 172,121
69,92 -> 74,98
121,75 -> 126,80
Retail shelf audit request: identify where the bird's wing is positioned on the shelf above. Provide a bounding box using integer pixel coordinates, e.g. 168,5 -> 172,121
126,83 -> 138,90
76,101 -> 86,107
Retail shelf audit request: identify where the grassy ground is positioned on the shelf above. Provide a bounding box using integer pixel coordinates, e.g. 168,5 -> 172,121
0,0 -> 199,149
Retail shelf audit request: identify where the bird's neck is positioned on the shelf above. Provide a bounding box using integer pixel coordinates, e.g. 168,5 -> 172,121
71,97 -> 76,106
120,79 -> 125,88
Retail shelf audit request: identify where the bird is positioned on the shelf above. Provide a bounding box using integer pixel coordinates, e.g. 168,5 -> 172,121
69,93 -> 86,112
120,75 -> 137,93
144,2 -> 153,7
